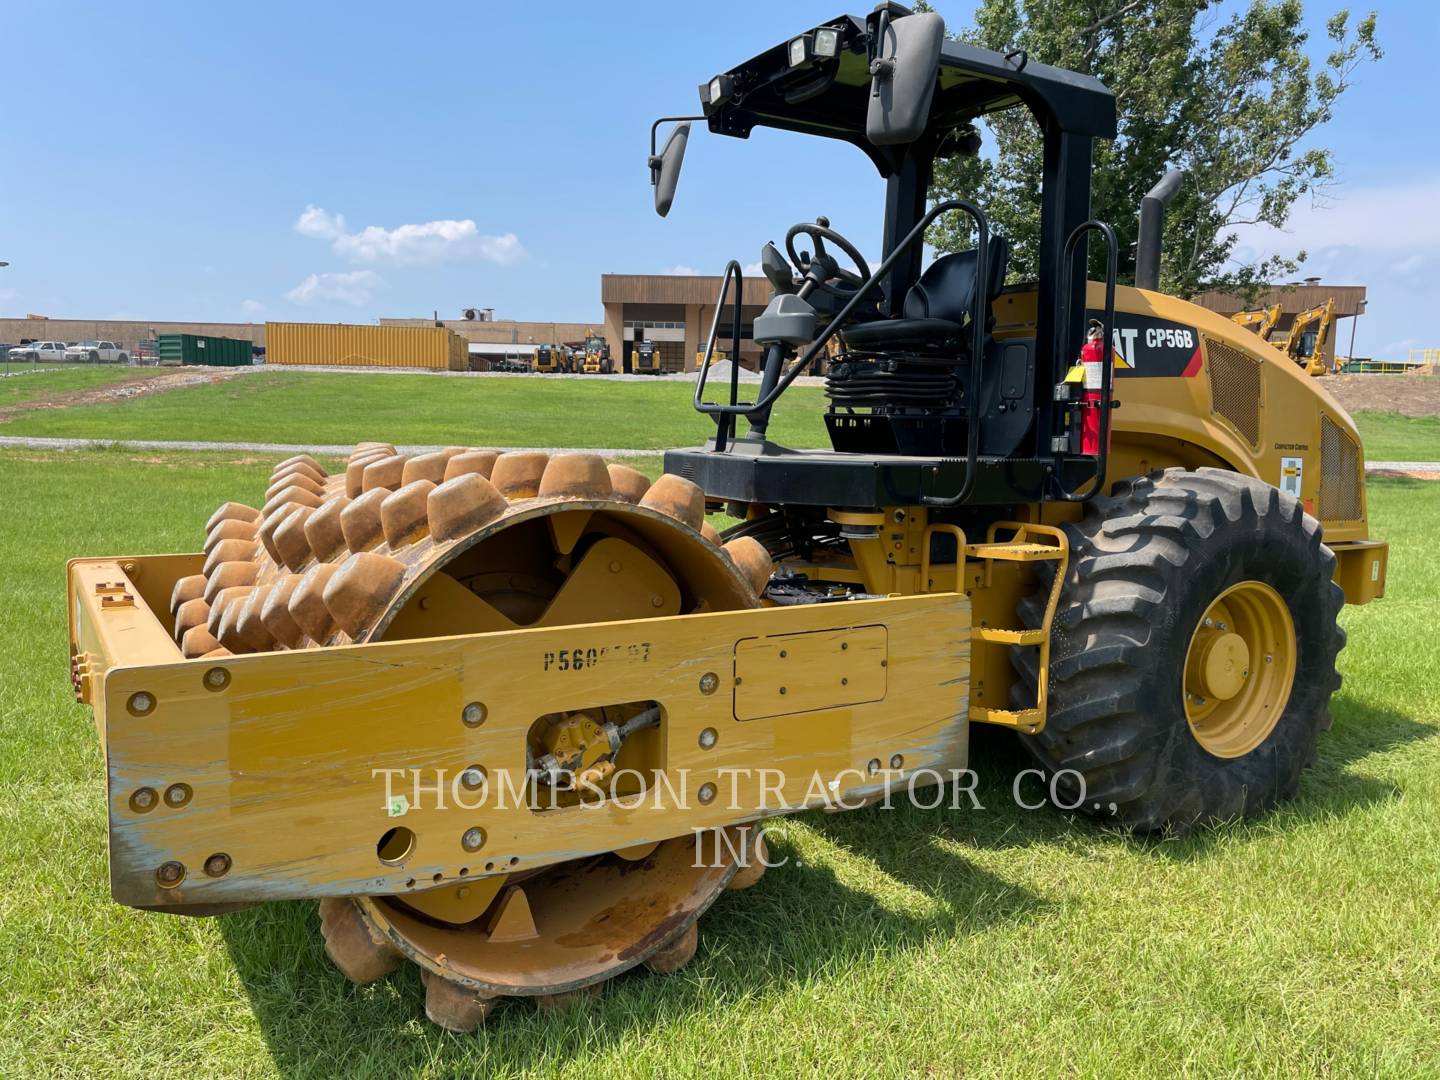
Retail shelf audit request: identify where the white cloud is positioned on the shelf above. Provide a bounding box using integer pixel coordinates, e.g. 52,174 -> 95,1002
294,205 -> 523,266
296,205 -> 346,241
1231,181 -> 1440,259
1219,182 -> 1440,358
661,262 -> 798,278
240,299 -> 264,315
1390,253 -> 1425,276
285,270 -> 382,306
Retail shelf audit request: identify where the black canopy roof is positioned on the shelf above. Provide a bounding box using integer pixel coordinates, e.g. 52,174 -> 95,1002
700,12 -> 1116,175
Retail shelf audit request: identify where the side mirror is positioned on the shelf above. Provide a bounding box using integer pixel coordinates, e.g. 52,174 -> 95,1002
866,11 -> 944,146
649,121 -> 691,218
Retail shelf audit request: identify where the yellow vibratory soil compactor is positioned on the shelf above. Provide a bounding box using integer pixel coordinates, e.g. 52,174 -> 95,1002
68,7 -> 1387,1031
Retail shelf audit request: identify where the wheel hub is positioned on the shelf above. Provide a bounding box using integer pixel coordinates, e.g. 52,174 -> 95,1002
1191,629 -> 1250,701
1183,580 -> 1297,758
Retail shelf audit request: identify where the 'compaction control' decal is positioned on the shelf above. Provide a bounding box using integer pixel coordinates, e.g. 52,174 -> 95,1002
1085,310 -> 1203,378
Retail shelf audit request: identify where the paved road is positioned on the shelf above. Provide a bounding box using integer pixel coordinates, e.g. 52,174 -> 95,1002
0,434 -> 665,457
1364,461 -> 1440,473
1,435 -> 1434,475
227,362 -> 826,386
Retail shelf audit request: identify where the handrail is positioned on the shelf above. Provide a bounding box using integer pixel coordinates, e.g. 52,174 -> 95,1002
692,261 -> 746,449
920,523 -> 967,592
1053,219 -> 1118,502
694,199 -> 989,427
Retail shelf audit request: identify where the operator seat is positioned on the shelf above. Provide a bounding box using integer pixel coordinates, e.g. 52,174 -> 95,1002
842,236 -> 1009,354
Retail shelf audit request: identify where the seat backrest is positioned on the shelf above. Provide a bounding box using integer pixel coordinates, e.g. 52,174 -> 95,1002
902,237 -> 1010,325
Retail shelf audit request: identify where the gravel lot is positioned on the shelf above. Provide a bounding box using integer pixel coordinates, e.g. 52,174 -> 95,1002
1323,372 -> 1440,417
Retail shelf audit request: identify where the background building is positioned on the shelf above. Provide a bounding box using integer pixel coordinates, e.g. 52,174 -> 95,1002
0,317 -> 263,351
380,316 -> 600,349
3,275 -> 1369,372
601,274 -> 772,373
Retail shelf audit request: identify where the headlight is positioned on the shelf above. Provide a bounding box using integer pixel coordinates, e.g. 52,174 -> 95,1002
788,35 -> 810,67
814,28 -> 839,58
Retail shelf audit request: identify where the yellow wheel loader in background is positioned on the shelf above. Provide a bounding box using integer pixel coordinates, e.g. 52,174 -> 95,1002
66,6 -> 1387,1031
578,329 -> 613,374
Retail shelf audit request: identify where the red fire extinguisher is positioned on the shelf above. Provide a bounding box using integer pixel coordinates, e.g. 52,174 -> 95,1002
1079,319 -> 1108,456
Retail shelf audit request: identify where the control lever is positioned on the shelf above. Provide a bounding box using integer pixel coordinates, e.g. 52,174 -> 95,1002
810,216 -> 831,260
759,242 -> 796,295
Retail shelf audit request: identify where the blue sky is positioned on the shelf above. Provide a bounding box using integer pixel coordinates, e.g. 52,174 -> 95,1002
2,1 -> 1434,357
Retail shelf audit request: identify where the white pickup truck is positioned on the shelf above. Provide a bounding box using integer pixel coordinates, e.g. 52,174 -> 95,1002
64,340 -> 130,364
8,340 -> 69,363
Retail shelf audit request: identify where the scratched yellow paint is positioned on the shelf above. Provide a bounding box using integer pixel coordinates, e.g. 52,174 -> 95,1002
82,582 -> 968,910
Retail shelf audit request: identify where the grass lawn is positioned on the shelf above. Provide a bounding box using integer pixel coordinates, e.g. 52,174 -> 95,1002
5,370 -> 1439,467
2,448 -> 1438,1077
1353,410 -> 1440,461
0,370 -> 832,450
0,364 -> 169,408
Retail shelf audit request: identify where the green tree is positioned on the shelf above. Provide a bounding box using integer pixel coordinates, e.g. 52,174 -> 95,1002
927,0 -> 1380,298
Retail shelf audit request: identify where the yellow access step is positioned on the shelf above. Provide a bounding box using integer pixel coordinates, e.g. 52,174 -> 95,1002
929,521 -> 1070,735
964,541 -> 1065,562
971,706 -> 1042,730
975,626 -> 1047,646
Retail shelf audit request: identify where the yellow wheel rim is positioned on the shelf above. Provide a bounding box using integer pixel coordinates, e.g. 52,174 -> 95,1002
1182,580 -> 1296,758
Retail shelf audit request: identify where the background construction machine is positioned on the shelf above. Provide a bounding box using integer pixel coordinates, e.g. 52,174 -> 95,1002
66,7 -> 1386,1032
1233,298 -> 1336,376
696,346 -> 730,370
1232,304 -> 1282,342
532,343 -> 570,374
1280,298 -> 1338,376
632,338 -> 662,374
575,329 -> 613,374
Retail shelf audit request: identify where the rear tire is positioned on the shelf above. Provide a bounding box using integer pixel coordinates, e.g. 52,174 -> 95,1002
1011,468 -> 1344,832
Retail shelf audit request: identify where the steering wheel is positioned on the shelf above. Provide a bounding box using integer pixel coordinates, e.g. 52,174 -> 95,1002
785,218 -> 873,299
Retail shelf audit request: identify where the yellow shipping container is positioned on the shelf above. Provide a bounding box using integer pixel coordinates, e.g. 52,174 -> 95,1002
265,323 -> 467,371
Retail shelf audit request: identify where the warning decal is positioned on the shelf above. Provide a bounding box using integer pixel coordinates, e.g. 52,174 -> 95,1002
1280,457 -> 1303,498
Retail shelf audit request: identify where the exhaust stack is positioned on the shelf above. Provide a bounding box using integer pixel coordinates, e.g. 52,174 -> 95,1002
1135,169 -> 1183,291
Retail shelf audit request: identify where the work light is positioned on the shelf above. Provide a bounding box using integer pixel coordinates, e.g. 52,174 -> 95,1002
707,74 -> 733,105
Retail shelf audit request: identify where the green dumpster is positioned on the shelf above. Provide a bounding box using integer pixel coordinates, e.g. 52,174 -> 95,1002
156,334 -> 253,367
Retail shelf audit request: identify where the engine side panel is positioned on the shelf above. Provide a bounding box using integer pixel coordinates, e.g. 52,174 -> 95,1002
993,282 -> 1374,544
